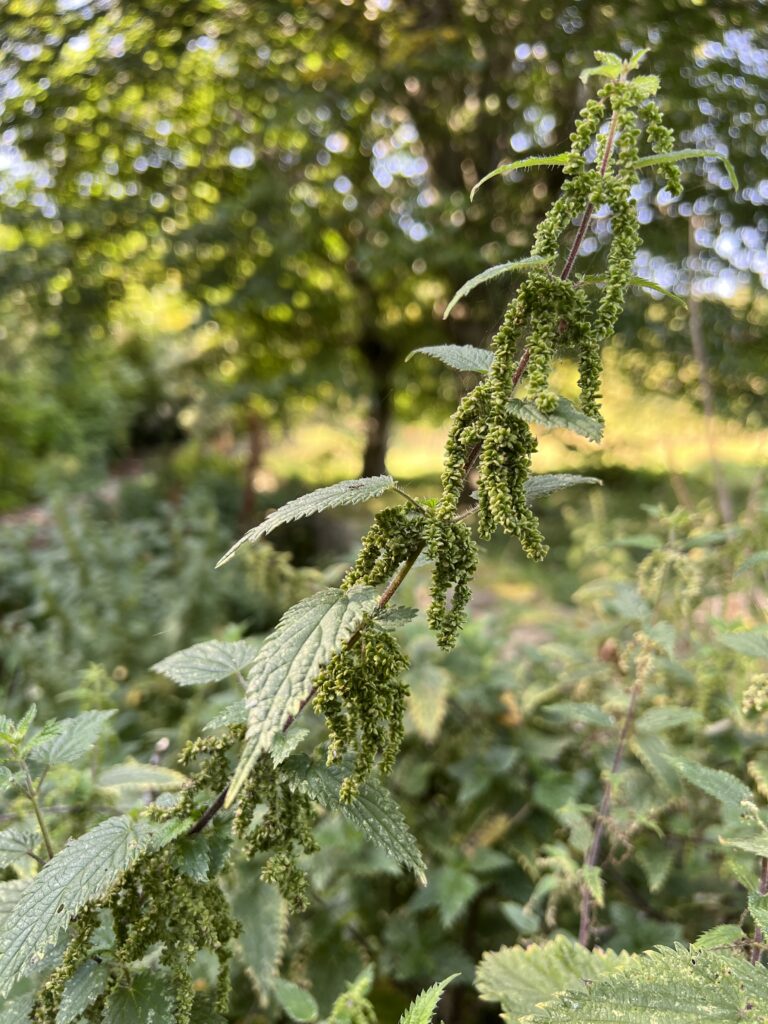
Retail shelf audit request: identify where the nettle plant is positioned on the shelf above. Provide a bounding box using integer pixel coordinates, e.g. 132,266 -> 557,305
0,49 -> 752,1024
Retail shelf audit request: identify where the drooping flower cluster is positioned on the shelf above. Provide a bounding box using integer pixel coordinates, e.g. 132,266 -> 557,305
438,73 -> 681,567
314,622 -> 409,801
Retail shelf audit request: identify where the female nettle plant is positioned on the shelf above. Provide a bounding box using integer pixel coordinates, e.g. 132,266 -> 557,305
0,49 -> 738,1024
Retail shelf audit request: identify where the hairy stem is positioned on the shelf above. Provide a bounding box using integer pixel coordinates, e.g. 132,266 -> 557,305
752,857 -> 768,965
560,110 -> 619,283
578,672 -> 642,947
24,766 -> 55,861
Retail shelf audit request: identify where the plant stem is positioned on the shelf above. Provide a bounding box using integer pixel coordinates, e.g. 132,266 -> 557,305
23,766 -> 55,861
752,857 -> 768,965
578,672 -> 642,947
560,110 -> 619,283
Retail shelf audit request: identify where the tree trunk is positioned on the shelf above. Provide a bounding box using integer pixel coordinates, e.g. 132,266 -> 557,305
240,411 -> 266,528
362,377 -> 393,477
359,330 -> 395,477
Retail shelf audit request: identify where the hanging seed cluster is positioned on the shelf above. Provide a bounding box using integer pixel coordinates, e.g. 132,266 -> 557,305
32,855 -> 238,1024
344,504 -> 478,650
232,753 -> 319,910
439,75 -> 682,567
175,726 -> 318,911
314,622 -> 409,801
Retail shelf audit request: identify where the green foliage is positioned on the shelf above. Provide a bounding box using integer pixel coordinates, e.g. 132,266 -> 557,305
478,938 -> 768,1022
397,975 -> 459,1024
152,641 -> 260,688
0,815 -> 184,995
227,586 -> 379,807
476,936 -> 627,1022
216,478 -> 397,569
442,258 -> 554,320
2,38 -> 764,1024
406,347 -> 493,374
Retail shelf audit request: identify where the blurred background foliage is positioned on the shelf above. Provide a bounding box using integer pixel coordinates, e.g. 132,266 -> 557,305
0,0 -> 766,511
1,1 -> 768,1022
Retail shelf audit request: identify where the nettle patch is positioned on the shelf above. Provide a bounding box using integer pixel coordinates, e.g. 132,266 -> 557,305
2,50 -> 759,1024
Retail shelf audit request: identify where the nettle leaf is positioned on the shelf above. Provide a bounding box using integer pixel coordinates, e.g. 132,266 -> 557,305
204,700 -> 247,732
470,154 -> 569,200
234,876 -> 287,1002
635,148 -> 739,190
27,710 -> 115,767
0,829 -> 38,870
96,763 -> 188,794
103,971 -> 174,1024
580,62 -> 623,83
327,966 -> 375,1024
636,845 -> 675,894
716,629 -> 768,659
1,991 -> 35,1024
524,474 -> 602,505
581,273 -> 687,308
0,881 -> 27,923
693,924 -> 744,951
477,936 -> 628,1022
720,835 -> 768,858
636,707 -> 701,733
410,865 -> 481,928
672,760 -> 752,809
399,975 -> 459,1024
225,587 -> 379,808
443,256 -> 553,319
376,606 -> 419,631
57,961 -> 110,1024
406,344 -> 493,373
534,946 -> 768,1022
750,893 -> 768,933
406,664 -> 451,744
477,935 -> 627,1022
216,477 -> 396,567
273,979 -> 319,1023
0,815 -> 185,995
542,702 -> 614,728
632,74 -> 660,98
284,754 -> 426,883
152,639 -> 260,687
509,397 -> 603,443
271,727 -> 310,767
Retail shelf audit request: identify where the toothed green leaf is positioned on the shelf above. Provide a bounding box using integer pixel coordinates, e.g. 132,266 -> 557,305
398,975 -> 459,1024
509,397 -> 603,442
216,477 -> 396,567
103,971 -> 174,1024
226,587 -> 379,808
532,945 -> 768,1022
524,474 -> 602,504
476,936 -> 628,1023
0,830 -> 38,870
443,257 -> 553,319
672,759 -> 752,809
635,148 -> 738,190
470,154 -> 569,200
0,816 -> 185,995
284,755 -> 426,883
152,639 -> 260,686
57,962 -> 110,1024
406,345 -> 493,373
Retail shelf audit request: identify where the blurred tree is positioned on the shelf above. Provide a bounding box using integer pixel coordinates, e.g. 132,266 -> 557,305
0,0 -> 766,504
